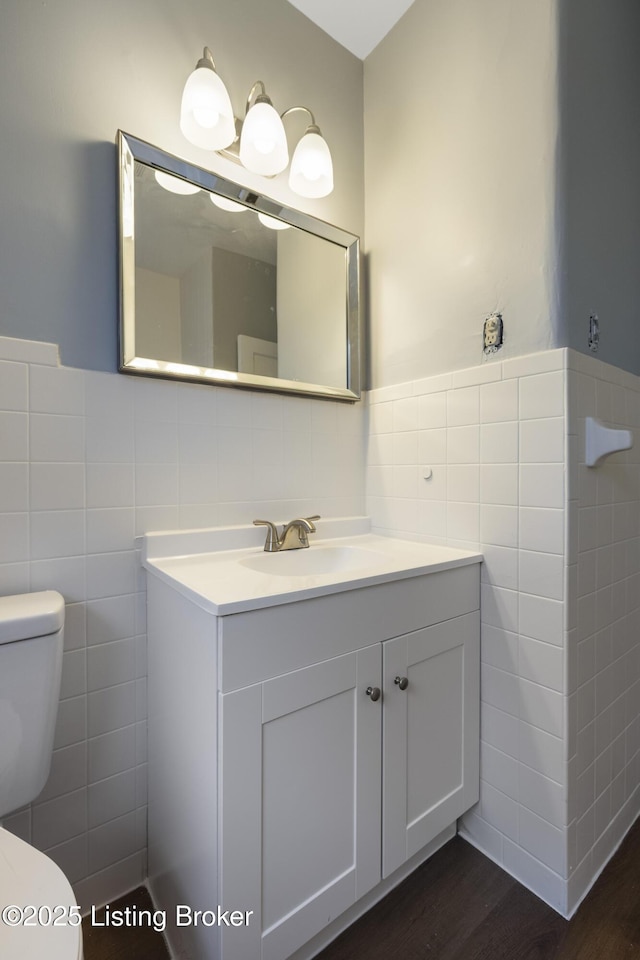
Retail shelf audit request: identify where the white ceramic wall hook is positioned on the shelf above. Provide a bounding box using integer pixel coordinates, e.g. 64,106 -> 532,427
585,417 -> 633,468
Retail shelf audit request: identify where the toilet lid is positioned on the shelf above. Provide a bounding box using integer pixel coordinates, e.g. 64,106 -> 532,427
0,827 -> 82,959
0,591 -> 65,645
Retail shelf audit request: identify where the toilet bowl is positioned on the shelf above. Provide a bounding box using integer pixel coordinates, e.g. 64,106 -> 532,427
0,591 -> 83,959
0,827 -> 83,959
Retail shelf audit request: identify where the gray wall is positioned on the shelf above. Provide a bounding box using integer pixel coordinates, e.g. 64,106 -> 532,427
364,0 -> 640,388
364,0 -> 562,388
558,0 -> 640,375
212,249 -> 277,371
276,229 -> 347,388
0,0 -> 363,371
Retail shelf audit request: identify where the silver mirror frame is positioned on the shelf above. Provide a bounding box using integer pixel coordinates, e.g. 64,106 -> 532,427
117,131 -> 361,402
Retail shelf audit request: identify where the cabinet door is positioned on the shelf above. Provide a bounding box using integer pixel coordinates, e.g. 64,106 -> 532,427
219,644 -> 381,960
382,611 -> 479,878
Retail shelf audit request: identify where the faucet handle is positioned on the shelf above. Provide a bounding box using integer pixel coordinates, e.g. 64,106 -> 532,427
304,515 -> 321,531
253,519 -> 280,552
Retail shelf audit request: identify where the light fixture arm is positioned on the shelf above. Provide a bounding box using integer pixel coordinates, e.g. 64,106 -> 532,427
196,46 -> 217,71
281,105 -> 317,128
244,80 -> 269,115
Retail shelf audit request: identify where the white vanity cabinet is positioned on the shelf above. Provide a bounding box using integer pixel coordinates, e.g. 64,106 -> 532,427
145,541 -> 481,960
219,609 -> 479,960
381,613 -> 479,878
219,646 -> 382,960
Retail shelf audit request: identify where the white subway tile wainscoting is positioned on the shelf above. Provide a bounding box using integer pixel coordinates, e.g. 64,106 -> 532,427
367,347 -> 640,917
0,335 -> 365,908
2,334 -> 640,923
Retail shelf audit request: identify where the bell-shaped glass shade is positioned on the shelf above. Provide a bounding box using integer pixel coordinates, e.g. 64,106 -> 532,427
240,101 -> 289,176
154,170 -> 200,195
210,194 -> 247,212
289,130 -> 334,198
180,65 -> 235,150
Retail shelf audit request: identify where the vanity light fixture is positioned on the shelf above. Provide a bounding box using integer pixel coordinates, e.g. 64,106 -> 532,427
180,48 -> 334,198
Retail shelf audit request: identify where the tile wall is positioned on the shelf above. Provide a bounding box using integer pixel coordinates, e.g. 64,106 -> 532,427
367,349 -> 571,912
0,336 -> 364,908
3,331 -> 639,918
367,345 -> 640,916
565,350 -> 640,913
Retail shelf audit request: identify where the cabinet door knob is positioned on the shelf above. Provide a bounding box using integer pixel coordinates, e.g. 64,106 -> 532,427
394,676 -> 409,691
365,686 -> 381,702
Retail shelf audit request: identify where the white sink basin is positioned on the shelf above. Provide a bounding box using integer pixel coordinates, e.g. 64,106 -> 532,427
142,518 -> 483,615
240,545 -> 387,577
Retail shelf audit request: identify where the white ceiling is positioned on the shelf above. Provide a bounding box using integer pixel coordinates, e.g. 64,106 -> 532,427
286,0 -> 416,60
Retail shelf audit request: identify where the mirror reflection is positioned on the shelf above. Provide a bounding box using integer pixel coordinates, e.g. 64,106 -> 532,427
118,132 -> 360,401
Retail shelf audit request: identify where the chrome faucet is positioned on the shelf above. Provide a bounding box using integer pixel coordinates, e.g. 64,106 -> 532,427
253,516 -> 320,552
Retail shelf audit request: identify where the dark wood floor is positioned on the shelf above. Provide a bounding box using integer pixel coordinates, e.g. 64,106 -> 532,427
82,887 -> 171,960
317,822 -> 640,960
83,821 -> 640,960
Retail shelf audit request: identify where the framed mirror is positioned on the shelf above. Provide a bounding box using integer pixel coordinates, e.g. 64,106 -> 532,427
118,131 -> 361,401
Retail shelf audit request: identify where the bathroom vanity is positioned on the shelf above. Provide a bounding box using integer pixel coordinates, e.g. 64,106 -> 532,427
142,519 -> 481,960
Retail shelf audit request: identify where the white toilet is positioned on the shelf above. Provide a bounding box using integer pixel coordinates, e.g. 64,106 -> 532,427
0,591 -> 83,960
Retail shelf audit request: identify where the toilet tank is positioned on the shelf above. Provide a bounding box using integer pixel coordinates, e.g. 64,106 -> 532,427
0,591 -> 65,819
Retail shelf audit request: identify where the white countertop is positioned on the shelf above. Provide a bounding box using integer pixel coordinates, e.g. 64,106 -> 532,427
142,519 -> 482,616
